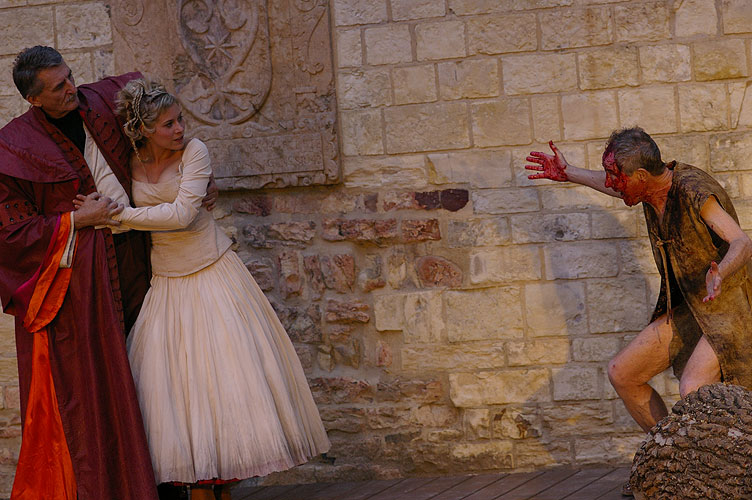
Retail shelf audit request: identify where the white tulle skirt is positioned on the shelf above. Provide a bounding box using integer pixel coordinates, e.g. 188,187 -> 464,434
127,250 -> 330,484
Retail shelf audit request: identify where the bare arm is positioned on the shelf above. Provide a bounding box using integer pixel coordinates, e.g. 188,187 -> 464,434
526,141 -> 623,198
700,196 -> 752,302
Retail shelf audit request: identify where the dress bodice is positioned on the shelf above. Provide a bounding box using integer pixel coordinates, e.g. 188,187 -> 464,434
125,141 -> 232,277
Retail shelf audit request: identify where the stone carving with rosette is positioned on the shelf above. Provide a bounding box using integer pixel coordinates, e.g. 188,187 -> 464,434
111,0 -> 340,189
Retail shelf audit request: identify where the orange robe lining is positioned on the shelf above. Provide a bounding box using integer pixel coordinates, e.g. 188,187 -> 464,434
11,214 -> 76,500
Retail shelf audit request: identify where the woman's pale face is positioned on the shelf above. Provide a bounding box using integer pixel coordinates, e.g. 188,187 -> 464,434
144,103 -> 185,151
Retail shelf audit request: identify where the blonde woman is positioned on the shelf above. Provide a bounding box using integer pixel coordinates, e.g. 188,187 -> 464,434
74,79 -> 329,499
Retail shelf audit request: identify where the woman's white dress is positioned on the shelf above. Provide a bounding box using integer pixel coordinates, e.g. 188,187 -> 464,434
110,139 -> 329,484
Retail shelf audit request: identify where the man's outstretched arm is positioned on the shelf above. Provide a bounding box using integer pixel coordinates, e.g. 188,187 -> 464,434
526,141 -> 622,198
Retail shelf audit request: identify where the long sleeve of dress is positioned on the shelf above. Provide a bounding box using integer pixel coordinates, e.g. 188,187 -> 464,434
114,139 -> 210,231
83,128 -> 131,234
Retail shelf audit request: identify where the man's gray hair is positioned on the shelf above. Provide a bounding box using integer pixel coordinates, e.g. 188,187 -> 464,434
12,46 -> 64,99
604,127 -> 664,176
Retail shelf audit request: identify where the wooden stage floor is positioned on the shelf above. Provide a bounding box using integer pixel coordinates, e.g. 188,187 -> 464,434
235,466 -> 630,500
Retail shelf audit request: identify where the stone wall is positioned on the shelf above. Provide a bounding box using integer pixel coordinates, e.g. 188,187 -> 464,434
0,0 -> 751,494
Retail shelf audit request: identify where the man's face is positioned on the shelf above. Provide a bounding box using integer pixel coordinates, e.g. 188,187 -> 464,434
26,63 -> 79,119
603,150 -> 643,206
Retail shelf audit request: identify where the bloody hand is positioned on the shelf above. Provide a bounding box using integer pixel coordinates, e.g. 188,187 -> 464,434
525,141 -> 569,182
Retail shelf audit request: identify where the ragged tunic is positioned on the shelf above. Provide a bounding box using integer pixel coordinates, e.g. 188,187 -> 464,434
0,75 -> 157,499
645,162 -> 752,387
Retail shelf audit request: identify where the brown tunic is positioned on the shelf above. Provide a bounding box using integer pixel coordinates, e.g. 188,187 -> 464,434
644,163 -> 752,387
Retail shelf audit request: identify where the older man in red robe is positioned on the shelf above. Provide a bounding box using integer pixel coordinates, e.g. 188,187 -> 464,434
0,46 -> 158,499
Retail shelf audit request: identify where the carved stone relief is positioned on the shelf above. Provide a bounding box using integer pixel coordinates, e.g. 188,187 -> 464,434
111,0 -> 340,189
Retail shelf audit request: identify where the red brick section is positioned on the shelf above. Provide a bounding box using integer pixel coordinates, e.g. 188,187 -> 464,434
415,256 -> 463,287
383,189 -> 469,212
322,218 -> 400,243
308,377 -> 373,404
325,299 -> 370,323
402,219 -> 441,242
320,254 -> 356,293
267,221 -> 316,243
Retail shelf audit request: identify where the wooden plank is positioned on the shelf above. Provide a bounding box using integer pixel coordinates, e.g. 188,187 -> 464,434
388,475 -> 476,500
233,484 -> 298,500
369,477 -> 435,499
532,468 -> 615,500
267,482 -> 338,500
302,481 -> 359,500
428,474 -> 508,500
461,471 -> 545,500
295,481 -> 363,500
561,467 -> 629,500
595,483 -> 630,500
309,478 -> 404,500
493,468 -> 579,500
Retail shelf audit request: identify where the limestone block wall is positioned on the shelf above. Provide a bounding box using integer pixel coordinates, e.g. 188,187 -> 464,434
252,0 -> 751,483
0,0 -> 751,494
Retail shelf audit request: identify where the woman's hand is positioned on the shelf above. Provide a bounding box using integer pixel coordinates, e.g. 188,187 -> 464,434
72,192 -> 123,229
201,174 -> 219,211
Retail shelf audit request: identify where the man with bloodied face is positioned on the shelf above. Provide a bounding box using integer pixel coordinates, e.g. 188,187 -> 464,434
526,127 -> 752,496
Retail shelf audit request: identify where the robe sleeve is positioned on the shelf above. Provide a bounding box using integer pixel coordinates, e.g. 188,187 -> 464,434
0,173 -> 74,319
114,139 -> 210,231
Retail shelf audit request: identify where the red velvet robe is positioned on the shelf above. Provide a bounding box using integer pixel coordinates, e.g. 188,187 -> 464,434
0,75 -> 157,499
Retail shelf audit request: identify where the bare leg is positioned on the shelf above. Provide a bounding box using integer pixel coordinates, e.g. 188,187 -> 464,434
607,314 -> 674,432
679,335 -> 721,397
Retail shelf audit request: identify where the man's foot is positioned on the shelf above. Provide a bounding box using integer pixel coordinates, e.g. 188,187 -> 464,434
622,480 -> 634,497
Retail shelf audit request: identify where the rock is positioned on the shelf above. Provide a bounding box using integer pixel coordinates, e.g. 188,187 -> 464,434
242,224 -> 272,249
273,303 -> 321,343
325,324 -> 355,344
415,256 -> 463,288
303,255 -> 326,299
440,189 -> 469,211
333,339 -> 361,368
321,218 -> 399,244
630,383 -> 752,500
278,251 -> 302,297
383,192 -> 420,211
321,254 -> 356,293
414,191 -> 441,209
233,196 -> 271,216
401,219 -> 441,242
244,258 -> 275,291
309,377 -> 374,404
358,254 -> 385,293
376,341 -> 393,367
325,299 -> 370,323
267,221 -> 316,243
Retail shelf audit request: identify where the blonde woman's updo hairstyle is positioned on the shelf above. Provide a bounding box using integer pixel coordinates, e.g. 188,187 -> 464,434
116,78 -> 176,158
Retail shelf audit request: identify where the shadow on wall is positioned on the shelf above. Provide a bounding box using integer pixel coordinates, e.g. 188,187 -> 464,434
446,203 -> 680,474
